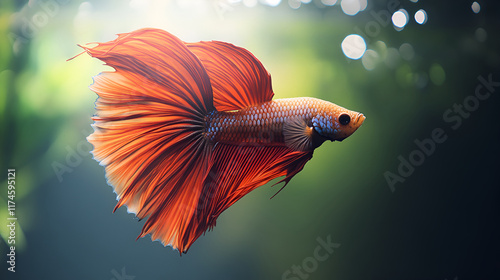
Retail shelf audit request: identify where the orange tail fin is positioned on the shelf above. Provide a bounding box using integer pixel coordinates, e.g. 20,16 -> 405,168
83,28 -> 214,253
83,29 -> 313,253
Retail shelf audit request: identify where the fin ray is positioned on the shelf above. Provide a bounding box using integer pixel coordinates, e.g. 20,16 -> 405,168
186,144 -> 313,239
187,41 -> 274,111
283,117 -> 314,152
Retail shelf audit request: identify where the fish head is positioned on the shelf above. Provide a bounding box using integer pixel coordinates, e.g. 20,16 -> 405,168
312,102 -> 365,142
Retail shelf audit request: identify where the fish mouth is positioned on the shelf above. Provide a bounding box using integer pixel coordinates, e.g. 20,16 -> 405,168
356,113 -> 366,125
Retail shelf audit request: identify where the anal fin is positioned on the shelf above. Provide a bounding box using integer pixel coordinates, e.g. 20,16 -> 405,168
186,144 -> 313,240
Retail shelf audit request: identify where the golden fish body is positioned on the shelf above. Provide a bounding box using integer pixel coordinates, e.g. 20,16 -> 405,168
207,97 -> 365,151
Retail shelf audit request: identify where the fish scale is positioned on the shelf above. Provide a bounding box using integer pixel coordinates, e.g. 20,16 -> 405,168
205,97 -> 337,145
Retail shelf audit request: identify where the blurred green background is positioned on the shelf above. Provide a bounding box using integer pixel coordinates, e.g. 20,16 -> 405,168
1,0 -> 499,279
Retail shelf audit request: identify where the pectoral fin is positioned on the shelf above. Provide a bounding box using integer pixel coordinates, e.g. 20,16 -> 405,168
283,117 -> 315,152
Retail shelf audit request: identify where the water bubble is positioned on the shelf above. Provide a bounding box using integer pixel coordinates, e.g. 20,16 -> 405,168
471,2 -> 480,13
414,9 -> 427,24
341,34 -> 366,60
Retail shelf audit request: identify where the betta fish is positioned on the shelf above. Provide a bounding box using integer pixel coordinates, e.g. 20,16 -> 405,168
76,28 -> 365,254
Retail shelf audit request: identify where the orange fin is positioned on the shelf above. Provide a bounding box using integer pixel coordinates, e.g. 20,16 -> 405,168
82,28 -> 214,114
187,41 -> 274,111
83,28 -> 215,253
187,144 -> 313,238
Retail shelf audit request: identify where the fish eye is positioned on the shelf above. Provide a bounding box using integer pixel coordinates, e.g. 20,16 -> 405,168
339,114 -> 351,125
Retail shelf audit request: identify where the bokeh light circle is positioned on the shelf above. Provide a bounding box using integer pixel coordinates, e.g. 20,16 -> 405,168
321,0 -> 337,5
430,63 -> 446,85
362,49 -> 379,71
471,2 -> 480,13
392,10 -> 408,28
399,43 -> 415,61
263,0 -> 281,7
288,0 -> 301,9
341,34 -> 366,60
341,0 -> 361,16
475,27 -> 487,42
414,9 -> 427,24
243,0 -> 258,7
358,0 -> 367,11
384,48 -> 400,69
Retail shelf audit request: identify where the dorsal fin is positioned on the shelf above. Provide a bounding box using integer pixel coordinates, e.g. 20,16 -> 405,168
187,41 -> 274,111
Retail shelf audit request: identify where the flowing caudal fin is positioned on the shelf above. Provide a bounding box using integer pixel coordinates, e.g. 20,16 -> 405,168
82,28 -> 215,253
184,41 -> 314,240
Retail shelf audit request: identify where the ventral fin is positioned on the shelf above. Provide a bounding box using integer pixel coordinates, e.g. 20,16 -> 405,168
283,117 -> 314,152
187,41 -> 274,111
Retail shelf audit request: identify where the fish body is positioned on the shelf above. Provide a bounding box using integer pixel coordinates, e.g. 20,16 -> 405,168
76,28 -> 365,254
207,97 -> 364,150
